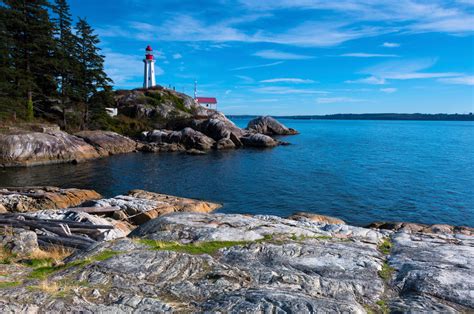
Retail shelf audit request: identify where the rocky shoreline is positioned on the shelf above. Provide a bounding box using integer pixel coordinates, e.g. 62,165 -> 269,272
0,86 -> 299,168
0,186 -> 473,313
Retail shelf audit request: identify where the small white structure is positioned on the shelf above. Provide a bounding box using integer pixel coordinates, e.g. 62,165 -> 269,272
194,80 -> 218,110
143,45 -> 156,89
105,107 -> 118,117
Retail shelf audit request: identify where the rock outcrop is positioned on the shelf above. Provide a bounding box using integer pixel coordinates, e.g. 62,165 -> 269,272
0,130 -> 100,167
90,189 -> 221,225
289,212 -> 346,224
0,187 -> 102,212
1,211 -> 471,313
247,116 -> 299,135
75,130 -> 138,156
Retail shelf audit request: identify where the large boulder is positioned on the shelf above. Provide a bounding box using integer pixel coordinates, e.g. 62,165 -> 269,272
75,130 -> 137,156
247,116 -> 298,135
240,133 -> 279,147
144,127 -> 216,151
0,130 -> 100,167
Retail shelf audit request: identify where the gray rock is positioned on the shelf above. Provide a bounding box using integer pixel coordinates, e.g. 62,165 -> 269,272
75,130 -> 137,156
241,133 -> 279,147
1,229 -> 39,256
0,130 -> 100,167
1,212 -> 472,313
247,116 -> 298,135
144,128 -> 215,151
387,231 -> 474,312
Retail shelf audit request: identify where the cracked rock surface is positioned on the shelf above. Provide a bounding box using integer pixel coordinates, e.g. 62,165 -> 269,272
1,212 -> 472,313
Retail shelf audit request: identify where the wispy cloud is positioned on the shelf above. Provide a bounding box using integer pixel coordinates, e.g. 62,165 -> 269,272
382,42 -> 400,48
316,97 -> 365,104
172,53 -> 182,59
438,75 -> 474,85
345,76 -> 386,85
235,75 -> 255,83
380,87 -> 398,93
231,61 -> 284,71
349,58 -> 461,84
260,78 -> 315,83
340,52 -> 398,57
254,86 -> 328,94
254,49 -> 314,60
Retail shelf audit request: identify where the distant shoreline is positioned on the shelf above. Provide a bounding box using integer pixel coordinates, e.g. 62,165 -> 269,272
229,113 -> 474,121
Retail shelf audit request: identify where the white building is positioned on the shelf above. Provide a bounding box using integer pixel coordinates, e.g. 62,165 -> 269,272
143,45 -> 156,88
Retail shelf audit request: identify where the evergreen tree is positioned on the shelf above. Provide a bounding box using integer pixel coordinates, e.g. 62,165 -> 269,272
52,0 -> 77,127
2,0 -> 57,121
74,18 -> 112,128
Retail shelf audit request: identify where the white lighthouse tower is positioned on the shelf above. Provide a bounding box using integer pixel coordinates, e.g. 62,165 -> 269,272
143,45 -> 156,89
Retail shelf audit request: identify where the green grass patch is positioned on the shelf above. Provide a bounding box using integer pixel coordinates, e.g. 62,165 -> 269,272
378,262 -> 395,281
376,299 -> 390,314
27,250 -> 121,280
378,238 -> 393,255
0,281 -> 21,289
91,250 -> 121,262
290,234 -> 332,241
22,258 -> 54,268
138,239 -> 253,255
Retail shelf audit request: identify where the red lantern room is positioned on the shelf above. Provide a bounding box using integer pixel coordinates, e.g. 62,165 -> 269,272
145,45 -> 153,60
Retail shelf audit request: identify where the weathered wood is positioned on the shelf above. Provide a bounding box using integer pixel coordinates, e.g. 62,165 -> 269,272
0,191 -> 46,198
1,214 -> 114,229
37,235 -> 95,249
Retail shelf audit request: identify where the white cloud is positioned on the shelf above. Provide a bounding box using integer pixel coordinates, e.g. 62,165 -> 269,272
350,58 -> 462,84
235,75 -> 255,83
380,87 -> 398,93
382,42 -> 400,47
172,53 -> 182,59
254,49 -> 313,60
316,97 -> 365,104
260,78 -> 315,83
231,61 -> 284,71
340,52 -> 399,57
345,76 -> 386,85
438,75 -> 474,85
253,86 -> 328,94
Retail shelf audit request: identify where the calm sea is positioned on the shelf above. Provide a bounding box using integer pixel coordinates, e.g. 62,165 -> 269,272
1,118 -> 473,227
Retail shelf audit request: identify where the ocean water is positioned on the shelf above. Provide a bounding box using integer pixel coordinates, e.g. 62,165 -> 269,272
1,118 -> 473,227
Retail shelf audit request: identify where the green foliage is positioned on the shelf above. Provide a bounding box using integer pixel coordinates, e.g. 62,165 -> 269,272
290,234 -> 332,241
376,300 -> 390,314
138,239 -> 252,255
90,114 -> 152,137
23,258 -> 54,268
28,250 -> 121,280
378,262 -> 395,281
0,281 -> 21,289
26,99 -> 34,121
378,238 -> 393,255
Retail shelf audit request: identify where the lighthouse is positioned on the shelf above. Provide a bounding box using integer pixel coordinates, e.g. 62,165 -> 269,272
143,45 -> 156,89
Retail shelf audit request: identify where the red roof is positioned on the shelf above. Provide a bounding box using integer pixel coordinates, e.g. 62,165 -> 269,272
146,45 -> 153,51
196,97 -> 217,104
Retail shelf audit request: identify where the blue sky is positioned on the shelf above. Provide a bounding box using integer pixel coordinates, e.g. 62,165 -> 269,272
70,0 -> 474,115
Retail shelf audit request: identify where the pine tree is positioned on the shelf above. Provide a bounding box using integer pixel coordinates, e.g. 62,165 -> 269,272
52,0 -> 77,127
74,18 -> 112,129
2,0 -> 57,121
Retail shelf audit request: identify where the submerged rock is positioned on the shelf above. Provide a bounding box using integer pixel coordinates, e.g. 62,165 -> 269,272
247,116 -> 299,135
0,130 -> 100,167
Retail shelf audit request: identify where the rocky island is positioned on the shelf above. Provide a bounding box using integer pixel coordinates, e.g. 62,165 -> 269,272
0,87 -> 298,167
1,186 -> 473,313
